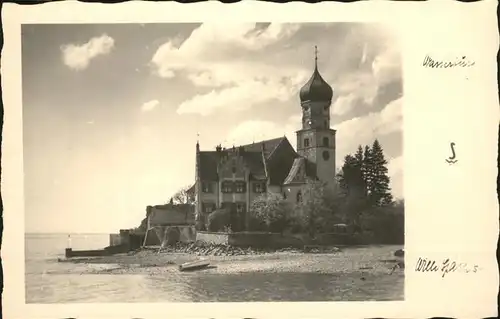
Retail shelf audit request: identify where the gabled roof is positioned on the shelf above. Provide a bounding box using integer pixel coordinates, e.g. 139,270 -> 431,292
239,137 -> 286,159
283,157 -> 317,185
197,136 -> 297,184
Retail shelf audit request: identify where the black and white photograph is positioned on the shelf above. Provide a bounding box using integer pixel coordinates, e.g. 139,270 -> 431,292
2,2 -> 498,318
22,21 -> 404,303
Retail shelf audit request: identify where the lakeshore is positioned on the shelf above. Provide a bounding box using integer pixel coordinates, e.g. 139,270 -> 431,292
58,244 -> 405,277
28,233 -> 404,302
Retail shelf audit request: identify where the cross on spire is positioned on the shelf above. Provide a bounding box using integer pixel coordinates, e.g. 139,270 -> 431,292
314,45 -> 318,68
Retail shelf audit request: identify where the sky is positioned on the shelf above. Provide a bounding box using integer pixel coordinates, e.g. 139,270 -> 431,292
22,23 -> 403,234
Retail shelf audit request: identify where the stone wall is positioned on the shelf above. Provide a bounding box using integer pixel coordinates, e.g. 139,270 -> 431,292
196,231 -> 360,248
196,231 -> 229,245
196,231 -> 304,248
109,233 -> 122,246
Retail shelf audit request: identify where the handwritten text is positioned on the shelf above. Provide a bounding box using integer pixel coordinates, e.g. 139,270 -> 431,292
423,55 -> 475,68
414,257 -> 480,278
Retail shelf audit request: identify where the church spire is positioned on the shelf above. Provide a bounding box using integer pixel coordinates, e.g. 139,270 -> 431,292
314,45 -> 318,70
196,132 -> 200,152
299,45 -> 333,103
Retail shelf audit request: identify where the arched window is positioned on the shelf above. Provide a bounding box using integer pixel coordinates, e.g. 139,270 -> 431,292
296,191 -> 302,203
322,137 -> 329,147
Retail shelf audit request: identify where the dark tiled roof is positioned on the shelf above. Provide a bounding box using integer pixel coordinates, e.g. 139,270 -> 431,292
299,66 -> 333,103
197,137 -> 297,184
198,151 -> 221,181
239,137 -> 286,158
265,138 -> 299,185
240,151 -> 266,180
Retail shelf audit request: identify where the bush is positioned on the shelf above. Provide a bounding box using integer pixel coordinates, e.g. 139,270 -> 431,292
248,216 -> 268,232
250,192 -> 291,234
207,209 -> 230,232
359,205 -> 404,244
195,219 -> 206,231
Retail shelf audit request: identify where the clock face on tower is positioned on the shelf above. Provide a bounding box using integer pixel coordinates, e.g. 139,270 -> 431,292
322,150 -> 330,160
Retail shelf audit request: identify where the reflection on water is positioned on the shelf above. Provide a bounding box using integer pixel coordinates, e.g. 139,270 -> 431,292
152,272 -> 403,302
25,234 -> 404,303
27,271 -> 403,303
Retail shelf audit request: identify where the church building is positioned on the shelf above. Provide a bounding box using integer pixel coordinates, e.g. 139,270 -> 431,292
194,48 -> 336,230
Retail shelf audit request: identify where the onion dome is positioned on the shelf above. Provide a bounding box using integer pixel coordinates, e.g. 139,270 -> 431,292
299,46 -> 333,103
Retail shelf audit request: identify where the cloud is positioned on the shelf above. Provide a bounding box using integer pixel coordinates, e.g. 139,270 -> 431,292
61,34 -> 115,71
152,23 -> 401,118
227,97 -> 403,197
388,155 -> 404,199
228,96 -> 402,161
151,23 -> 315,116
178,80 -> 297,116
141,100 -> 160,112
335,97 -> 402,159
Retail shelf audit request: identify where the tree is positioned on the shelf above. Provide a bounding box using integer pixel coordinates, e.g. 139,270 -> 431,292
250,192 -> 290,234
363,144 -> 374,195
295,179 -> 341,239
207,208 -> 230,232
367,139 -> 393,206
169,185 -> 195,205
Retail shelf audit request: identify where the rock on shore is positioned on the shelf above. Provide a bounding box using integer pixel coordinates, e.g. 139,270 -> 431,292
153,241 -> 340,257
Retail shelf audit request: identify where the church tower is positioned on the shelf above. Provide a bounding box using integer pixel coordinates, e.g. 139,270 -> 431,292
296,46 -> 336,187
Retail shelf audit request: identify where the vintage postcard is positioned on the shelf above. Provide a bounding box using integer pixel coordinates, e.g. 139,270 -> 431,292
1,1 -> 498,318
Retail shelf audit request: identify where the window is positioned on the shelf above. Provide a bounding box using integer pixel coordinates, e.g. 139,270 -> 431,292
221,181 -> 233,193
202,202 -> 215,214
324,120 -> 328,128
322,137 -> 329,147
296,191 -> 303,203
283,192 -> 287,200
235,181 -> 246,193
202,182 -> 213,193
304,138 -> 310,147
236,203 -> 245,213
254,182 -> 266,193
322,150 -> 330,160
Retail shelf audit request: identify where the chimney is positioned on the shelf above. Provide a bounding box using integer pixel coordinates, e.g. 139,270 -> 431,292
196,141 -> 200,153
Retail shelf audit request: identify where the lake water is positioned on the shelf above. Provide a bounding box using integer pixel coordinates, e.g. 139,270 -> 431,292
25,233 -> 404,303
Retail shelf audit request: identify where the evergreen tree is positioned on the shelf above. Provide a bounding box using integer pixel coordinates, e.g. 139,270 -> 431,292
363,144 -> 374,197
367,139 -> 393,206
336,154 -> 367,228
